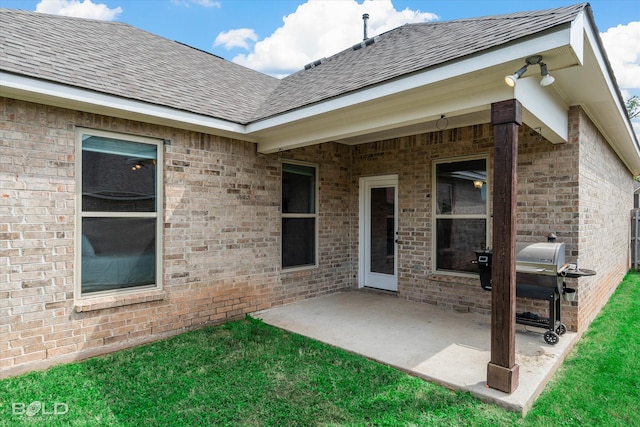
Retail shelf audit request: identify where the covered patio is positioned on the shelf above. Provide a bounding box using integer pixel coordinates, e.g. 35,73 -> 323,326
256,290 -> 578,415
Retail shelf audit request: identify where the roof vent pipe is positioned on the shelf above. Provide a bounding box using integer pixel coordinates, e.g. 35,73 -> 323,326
362,13 -> 369,41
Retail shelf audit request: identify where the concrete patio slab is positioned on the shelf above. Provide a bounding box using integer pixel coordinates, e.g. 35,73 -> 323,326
255,290 -> 579,415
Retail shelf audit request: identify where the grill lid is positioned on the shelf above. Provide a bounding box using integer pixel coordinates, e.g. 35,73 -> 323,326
516,242 -> 566,275
516,242 -> 565,264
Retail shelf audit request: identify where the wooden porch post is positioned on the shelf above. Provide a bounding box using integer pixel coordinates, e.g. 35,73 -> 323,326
487,99 -> 521,393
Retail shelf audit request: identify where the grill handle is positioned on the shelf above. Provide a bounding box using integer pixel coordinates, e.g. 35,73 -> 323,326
516,266 -> 546,273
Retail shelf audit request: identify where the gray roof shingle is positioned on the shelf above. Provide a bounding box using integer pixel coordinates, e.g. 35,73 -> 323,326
0,9 -> 280,124
1,4 -> 587,124
253,3 -> 587,120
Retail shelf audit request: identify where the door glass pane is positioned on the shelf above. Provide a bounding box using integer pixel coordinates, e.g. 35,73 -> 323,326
81,217 -> 156,293
436,159 -> 486,215
436,218 -> 486,273
370,187 -> 394,274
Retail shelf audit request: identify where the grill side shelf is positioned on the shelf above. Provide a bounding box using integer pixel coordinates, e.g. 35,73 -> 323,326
563,268 -> 596,278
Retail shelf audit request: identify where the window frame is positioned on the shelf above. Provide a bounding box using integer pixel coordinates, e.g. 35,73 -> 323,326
75,128 -> 163,298
432,154 -> 490,276
281,160 -> 319,271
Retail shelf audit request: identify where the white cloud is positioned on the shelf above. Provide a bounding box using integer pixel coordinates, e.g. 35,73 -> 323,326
191,0 -> 220,6
171,0 -> 221,7
35,0 -> 122,20
225,0 -> 438,76
601,21 -> 640,89
214,29 -> 258,50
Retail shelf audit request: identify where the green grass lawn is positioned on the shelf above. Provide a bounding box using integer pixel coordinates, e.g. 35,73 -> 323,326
1,272 -> 639,426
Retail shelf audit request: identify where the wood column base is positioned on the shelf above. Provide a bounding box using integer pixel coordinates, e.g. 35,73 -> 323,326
487,362 -> 520,393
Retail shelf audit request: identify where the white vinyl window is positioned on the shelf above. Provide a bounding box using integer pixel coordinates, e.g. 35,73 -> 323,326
281,162 -> 317,269
76,129 -> 163,295
433,156 -> 489,274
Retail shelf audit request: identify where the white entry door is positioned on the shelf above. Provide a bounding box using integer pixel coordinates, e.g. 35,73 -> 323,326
359,175 -> 398,291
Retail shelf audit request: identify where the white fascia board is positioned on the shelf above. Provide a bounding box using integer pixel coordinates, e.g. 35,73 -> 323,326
515,76 -> 568,144
570,10 -> 585,66
0,72 -> 249,139
247,26 -> 574,135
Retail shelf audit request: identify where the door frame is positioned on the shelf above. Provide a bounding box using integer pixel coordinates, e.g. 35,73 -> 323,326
358,174 -> 399,290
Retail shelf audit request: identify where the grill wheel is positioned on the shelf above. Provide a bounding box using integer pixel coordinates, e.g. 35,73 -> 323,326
544,330 -> 560,345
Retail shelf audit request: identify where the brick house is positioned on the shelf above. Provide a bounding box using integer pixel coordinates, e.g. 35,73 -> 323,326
1,3 -> 638,378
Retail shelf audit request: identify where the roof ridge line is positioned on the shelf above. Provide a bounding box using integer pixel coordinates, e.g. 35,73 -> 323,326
404,3 -> 587,26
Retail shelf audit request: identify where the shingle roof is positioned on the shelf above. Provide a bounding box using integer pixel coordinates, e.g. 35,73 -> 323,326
253,3 -> 587,120
0,9 -> 279,124
0,4 -> 587,124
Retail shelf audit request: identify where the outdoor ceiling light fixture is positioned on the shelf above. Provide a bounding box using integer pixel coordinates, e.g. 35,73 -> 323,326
539,62 -> 555,86
504,55 -> 555,87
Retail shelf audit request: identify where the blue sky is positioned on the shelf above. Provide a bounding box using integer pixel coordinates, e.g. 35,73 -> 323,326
2,0 -> 639,131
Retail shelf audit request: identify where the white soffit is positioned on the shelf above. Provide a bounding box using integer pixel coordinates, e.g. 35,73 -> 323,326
553,11 -> 640,175
582,15 -> 640,174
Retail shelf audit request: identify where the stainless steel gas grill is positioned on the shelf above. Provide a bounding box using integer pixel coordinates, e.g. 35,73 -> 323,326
474,241 -> 595,344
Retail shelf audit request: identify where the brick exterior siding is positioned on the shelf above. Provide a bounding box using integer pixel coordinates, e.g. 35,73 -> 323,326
573,106 -> 632,329
0,98 -> 353,377
0,97 -> 633,377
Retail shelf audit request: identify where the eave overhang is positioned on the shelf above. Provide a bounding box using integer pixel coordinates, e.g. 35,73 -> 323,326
0,72 -> 252,142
